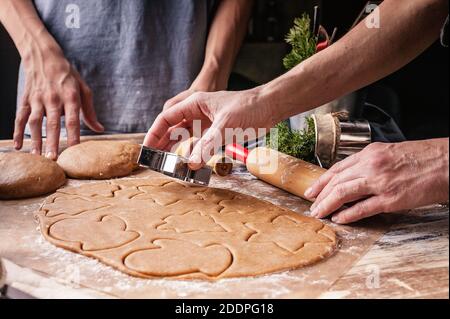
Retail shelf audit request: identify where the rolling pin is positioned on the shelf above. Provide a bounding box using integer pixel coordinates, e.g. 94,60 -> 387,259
175,138 -> 233,176
226,144 -> 326,201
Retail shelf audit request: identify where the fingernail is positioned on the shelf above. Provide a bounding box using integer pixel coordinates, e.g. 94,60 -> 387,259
332,215 -> 339,223
304,187 -> 313,198
310,208 -> 318,218
46,152 -> 56,160
14,141 -> 19,149
189,154 -> 201,164
31,149 -> 39,155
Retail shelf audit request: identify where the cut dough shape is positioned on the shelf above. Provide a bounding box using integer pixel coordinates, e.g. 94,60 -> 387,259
134,181 -> 204,206
50,215 -> 139,251
57,141 -> 141,180
157,211 -> 227,233
43,197 -> 109,218
0,152 -> 66,200
36,177 -> 337,280
246,216 -> 332,253
125,240 -> 233,277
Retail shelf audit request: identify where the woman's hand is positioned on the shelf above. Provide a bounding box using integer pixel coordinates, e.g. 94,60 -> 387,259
304,139 -> 449,224
145,87 -> 275,169
14,53 -> 104,159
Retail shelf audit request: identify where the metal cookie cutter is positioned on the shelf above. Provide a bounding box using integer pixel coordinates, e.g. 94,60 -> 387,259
138,146 -> 212,186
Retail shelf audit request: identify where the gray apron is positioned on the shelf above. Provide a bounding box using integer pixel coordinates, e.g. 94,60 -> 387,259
18,0 -> 216,134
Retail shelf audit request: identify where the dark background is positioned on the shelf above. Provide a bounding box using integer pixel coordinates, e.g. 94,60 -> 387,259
0,0 -> 448,140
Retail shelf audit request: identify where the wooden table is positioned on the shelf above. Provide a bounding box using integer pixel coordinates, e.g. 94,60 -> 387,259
0,135 -> 448,299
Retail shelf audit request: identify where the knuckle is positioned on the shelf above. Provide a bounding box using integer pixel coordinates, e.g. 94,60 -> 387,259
15,113 -> 26,125
358,179 -> 369,193
65,117 -> 80,128
20,92 -> 30,104
353,204 -> 367,220
334,185 -> 347,200
14,117 -> 22,126
45,90 -> 60,105
45,102 -> 62,112
328,162 -> 341,173
330,160 -> 345,173
191,91 -> 205,101
368,152 -> 389,169
64,89 -> 80,103
19,104 -> 31,115
319,173 -> 333,185
378,196 -> 392,212
46,119 -> 60,130
366,142 -> 383,152
330,174 -> 342,187
28,115 -> 42,126
67,102 -> 81,111
29,90 -> 43,101
155,113 -> 164,124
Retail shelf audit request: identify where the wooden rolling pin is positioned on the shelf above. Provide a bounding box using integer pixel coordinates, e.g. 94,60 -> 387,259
226,144 -> 326,200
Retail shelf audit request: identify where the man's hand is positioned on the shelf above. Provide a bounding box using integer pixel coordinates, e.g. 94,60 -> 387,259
144,88 -> 274,169
14,55 -> 104,160
163,67 -> 228,111
0,0 -> 104,160
304,139 -> 449,224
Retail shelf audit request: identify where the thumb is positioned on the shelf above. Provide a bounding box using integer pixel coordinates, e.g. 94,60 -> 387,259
80,86 -> 104,133
73,68 -> 105,133
189,123 -> 222,170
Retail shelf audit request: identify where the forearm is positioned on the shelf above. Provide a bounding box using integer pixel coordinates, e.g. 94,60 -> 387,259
259,0 -> 448,124
194,0 -> 254,90
0,0 -> 65,69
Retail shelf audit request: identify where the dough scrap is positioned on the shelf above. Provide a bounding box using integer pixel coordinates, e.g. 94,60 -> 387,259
0,152 -> 66,200
36,177 -> 337,280
57,141 -> 141,180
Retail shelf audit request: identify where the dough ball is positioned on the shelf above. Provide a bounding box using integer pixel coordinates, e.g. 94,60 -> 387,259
0,152 -> 66,200
57,141 -> 141,180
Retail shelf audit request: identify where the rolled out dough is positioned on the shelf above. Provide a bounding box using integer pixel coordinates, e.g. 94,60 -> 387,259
36,177 -> 337,280
57,141 -> 141,180
0,152 -> 66,200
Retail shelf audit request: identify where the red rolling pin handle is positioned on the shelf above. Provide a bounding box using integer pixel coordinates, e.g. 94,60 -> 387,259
225,144 -> 249,164
316,40 -> 329,52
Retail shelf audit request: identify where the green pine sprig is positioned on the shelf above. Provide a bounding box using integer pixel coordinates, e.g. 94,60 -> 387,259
267,13 -> 318,162
266,118 -> 317,163
283,13 -> 317,70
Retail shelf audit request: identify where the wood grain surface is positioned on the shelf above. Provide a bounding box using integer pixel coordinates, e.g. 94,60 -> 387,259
0,135 -> 448,299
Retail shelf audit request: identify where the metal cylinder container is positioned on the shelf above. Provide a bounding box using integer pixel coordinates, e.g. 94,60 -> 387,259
336,120 -> 372,162
312,113 -> 371,168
